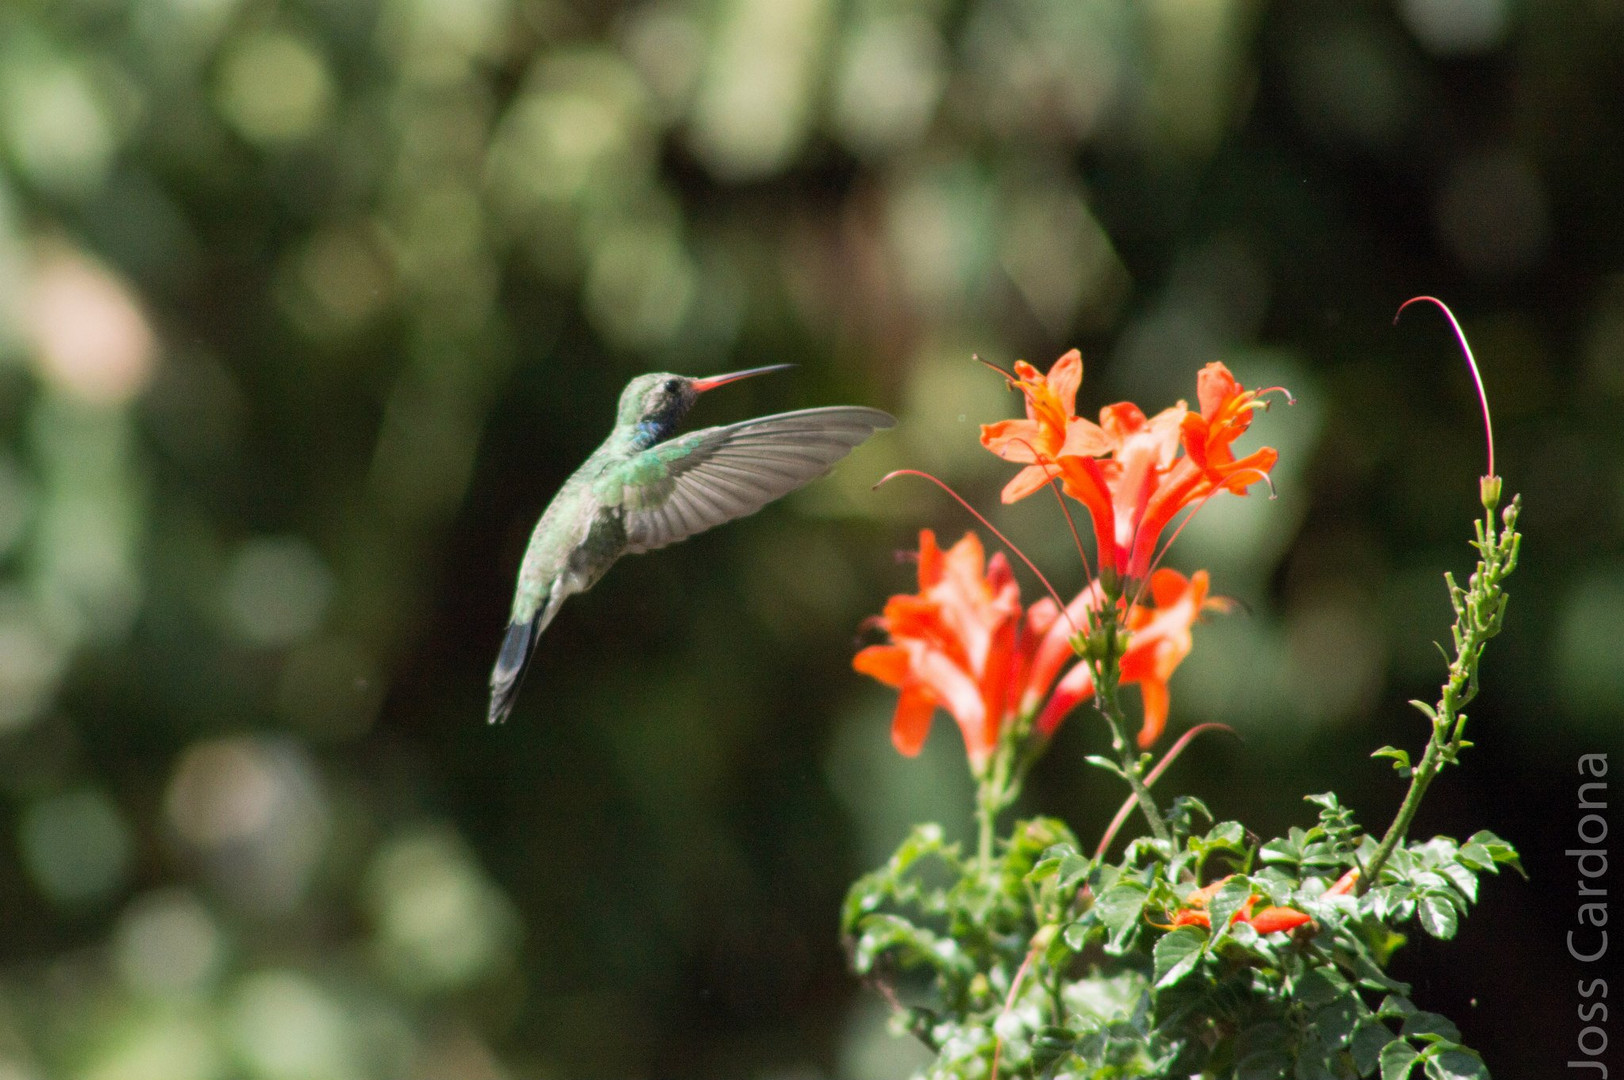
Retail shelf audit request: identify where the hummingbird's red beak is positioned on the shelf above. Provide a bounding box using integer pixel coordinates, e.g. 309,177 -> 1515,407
689,363 -> 794,393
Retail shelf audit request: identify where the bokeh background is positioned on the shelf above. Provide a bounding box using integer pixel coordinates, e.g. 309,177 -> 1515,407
0,0 -> 1620,1076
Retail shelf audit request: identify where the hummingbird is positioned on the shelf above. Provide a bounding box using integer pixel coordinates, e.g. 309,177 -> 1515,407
488,364 -> 894,723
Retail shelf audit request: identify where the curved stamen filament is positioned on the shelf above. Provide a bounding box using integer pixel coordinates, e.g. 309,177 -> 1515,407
975,353 -> 1019,382
1395,296 -> 1496,479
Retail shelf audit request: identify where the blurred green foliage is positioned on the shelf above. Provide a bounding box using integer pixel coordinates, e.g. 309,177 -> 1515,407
0,0 -> 1618,1077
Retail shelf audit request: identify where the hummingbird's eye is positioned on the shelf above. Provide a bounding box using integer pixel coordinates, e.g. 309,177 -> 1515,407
665,379 -> 681,394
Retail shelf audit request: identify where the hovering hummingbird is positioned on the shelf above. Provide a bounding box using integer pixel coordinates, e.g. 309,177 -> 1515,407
488,364 -> 894,723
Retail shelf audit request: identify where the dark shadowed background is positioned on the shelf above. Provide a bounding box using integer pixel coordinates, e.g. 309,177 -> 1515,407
0,0 -> 1620,1076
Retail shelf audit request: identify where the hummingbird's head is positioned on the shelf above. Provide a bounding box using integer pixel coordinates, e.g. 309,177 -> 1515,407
617,365 -> 794,448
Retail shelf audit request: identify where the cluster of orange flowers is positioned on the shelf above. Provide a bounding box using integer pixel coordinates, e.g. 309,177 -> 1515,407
855,353 -> 1278,771
981,351 -> 1278,581
1166,869 -> 1360,936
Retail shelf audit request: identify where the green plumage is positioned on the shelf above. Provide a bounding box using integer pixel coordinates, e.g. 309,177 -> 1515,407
489,367 -> 893,723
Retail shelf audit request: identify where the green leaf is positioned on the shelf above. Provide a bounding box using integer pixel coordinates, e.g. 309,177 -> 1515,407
1371,746 -> 1413,774
1208,876 -> 1255,941
1463,829 -> 1524,876
1095,881 -> 1150,948
1438,860 -> 1479,904
1378,995 -> 1418,1020
1169,794 -> 1214,830
1305,791 -> 1343,812
1408,699 -> 1439,722
1084,754 -> 1126,778
1058,853 -> 1094,890
1401,1012 -> 1461,1042
1260,836 -> 1302,864
1295,966 -> 1352,1008
1380,1039 -> 1420,1080
1418,893 -> 1460,939
1455,841 -> 1493,871
1063,918 -> 1103,952
1029,1025 -> 1076,1074
1311,993 -> 1363,1050
1027,856 -> 1062,883
1153,925 -> 1206,987
1423,1047 -> 1489,1080
849,913 -> 957,974
1353,1019 -> 1397,1075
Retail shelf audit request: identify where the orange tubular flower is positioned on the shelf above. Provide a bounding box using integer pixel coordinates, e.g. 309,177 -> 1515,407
982,356 -> 1278,583
1166,876 -> 1312,936
979,350 -> 1113,503
853,531 -> 1097,774
854,540 -> 1223,768
1118,568 -> 1223,748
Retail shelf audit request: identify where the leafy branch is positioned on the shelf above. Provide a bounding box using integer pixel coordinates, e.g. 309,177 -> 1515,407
1363,492 -> 1521,891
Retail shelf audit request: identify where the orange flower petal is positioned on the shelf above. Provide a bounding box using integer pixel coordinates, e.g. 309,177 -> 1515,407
1001,463 -> 1060,503
853,645 -> 910,686
1036,660 -> 1094,737
979,418 -> 1044,464
917,529 -> 943,589
1195,361 -> 1243,422
890,684 -> 938,757
1248,907 -> 1312,934
1136,678 -> 1169,747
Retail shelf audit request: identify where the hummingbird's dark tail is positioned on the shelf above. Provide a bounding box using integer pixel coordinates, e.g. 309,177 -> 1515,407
488,615 -> 541,724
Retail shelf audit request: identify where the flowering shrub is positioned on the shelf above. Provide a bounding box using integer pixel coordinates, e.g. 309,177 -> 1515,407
845,308 -> 1522,1080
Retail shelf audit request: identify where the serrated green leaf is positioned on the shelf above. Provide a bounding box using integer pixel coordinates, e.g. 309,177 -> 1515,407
1095,881 -> 1150,939
1439,861 -> 1478,904
1418,894 -> 1460,939
1261,836 -> 1301,864
1423,1048 -> 1488,1080
1208,876 -> 1254,941
1401,1012 -> 1460,1042
1154,925 -> 1206,987
1380,1039 -> 1420,1080
1058,853 -> 1093,889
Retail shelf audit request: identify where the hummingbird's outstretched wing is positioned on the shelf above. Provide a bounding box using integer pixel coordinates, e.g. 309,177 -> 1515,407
621,406 -> 895,553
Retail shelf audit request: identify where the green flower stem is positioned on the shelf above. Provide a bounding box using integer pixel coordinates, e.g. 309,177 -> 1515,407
1362,494 -> 1520,891
976,730 -> 1020,871
1093,621 -> 1171,846
976,771 -> 1000,871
